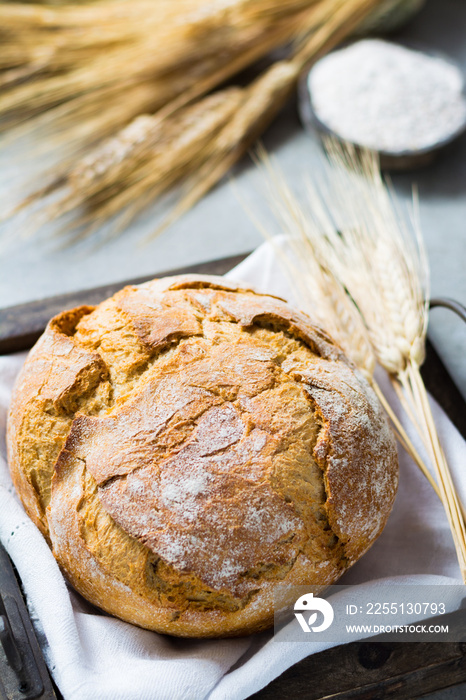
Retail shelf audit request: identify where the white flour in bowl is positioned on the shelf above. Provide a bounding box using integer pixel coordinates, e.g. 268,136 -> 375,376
308,39 -> 466,154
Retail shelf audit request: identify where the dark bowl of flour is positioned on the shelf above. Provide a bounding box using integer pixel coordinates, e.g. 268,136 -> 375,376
299,39 -> 466,170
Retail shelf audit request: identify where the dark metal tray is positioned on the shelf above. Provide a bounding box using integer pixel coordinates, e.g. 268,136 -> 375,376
0,545 -> 57,700
1,253 -> 465,700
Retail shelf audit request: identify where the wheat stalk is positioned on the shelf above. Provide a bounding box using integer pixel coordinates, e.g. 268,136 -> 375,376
0,0 -> 382,242
0,0 -> 324,215
0,1 -> 321,144
158,0 -> 381,234
261,141 -> 466,581
12,88 -> 244,242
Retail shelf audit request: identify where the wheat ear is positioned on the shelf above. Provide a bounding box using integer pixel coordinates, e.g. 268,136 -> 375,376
303,141 -> 466,582
0,0 -> 382,242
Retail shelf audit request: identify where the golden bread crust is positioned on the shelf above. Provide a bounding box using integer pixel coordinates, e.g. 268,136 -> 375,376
7,275 -> 398,636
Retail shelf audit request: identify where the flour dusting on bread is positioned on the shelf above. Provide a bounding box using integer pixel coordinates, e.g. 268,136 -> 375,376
7,274 -> 398,637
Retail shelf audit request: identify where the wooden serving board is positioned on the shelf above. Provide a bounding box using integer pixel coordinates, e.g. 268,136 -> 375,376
1,253 -> 465,700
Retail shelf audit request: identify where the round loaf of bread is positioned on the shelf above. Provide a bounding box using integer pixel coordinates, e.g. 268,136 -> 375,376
7,275 -> 398,637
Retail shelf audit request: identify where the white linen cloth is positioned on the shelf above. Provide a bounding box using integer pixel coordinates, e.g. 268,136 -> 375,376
0,239 -> 465,700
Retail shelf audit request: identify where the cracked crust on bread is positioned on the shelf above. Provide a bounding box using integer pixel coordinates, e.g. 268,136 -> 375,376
7,275 -> 398,637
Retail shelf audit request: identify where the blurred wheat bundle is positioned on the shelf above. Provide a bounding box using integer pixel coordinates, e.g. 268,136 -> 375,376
0,0 -> 382,241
